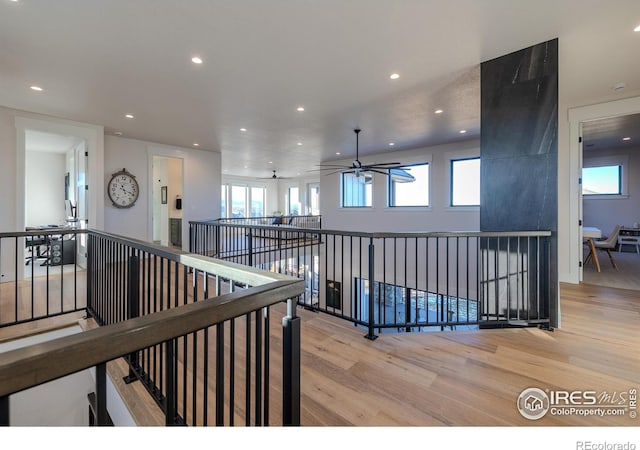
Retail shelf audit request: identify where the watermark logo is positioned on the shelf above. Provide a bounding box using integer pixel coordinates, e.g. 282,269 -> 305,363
517,387 -> 637,420
517,387 -> 550,420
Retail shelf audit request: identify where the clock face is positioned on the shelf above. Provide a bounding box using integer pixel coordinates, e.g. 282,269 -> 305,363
108,170 -> 139,208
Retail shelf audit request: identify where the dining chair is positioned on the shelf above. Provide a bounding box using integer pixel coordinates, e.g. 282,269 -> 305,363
593,225 -> 621,270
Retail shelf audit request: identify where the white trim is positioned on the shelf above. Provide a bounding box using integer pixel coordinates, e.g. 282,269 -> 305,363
14,115 -> 103,281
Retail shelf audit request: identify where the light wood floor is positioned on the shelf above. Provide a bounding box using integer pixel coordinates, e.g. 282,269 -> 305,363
583,248 -> 640,290
2,276 -> 638,426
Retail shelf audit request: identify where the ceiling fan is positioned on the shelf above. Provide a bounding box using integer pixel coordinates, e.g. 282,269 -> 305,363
314,128 -> 406,177
259,169 -> 291,180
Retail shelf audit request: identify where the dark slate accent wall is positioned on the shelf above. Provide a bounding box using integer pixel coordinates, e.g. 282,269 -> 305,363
480,39 -> 558,327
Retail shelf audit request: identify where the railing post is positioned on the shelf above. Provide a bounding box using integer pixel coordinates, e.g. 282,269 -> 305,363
282,299 -> 300,426
365,238 -> 378,340
0,396 -> 9,426
165,338 -> 177,426
215,223 -> 220,257
247,229 -> 253,266
86,234 -> 93,314
95,362 -> 108,426
123,253 -> 140,383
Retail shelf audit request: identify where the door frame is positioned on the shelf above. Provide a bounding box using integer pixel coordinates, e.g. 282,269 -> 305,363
568,95 -> 640,283
15,115 -> 104,280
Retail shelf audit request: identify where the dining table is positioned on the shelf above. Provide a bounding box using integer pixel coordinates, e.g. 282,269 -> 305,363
583,226 -> 602,272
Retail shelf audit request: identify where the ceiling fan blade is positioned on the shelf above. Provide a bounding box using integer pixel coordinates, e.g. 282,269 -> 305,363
368,168 -> 390,175
324,169 -> 348,176
366,162 -> 402,167
315,164 -> 350,168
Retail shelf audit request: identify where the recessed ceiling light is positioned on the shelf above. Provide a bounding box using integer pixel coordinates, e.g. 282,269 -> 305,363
244,165 -> 248,169
297,107 -> 305,112
389,73 -> 400,80
297,142 -> 303,146
623,137 -> 631,141
30,85 -> 43,92
434,109 -> 443,114
125,114 -> 134,119
634,24 -> 640,32
268,161 -> 273,164
191,56 -> 203,64
240,128 -> 247,132
193,142 -> 200,147
336,152 -> 341,155
114,131 -> 123,136
389,142 -> 395,146
459,129 -> 467,134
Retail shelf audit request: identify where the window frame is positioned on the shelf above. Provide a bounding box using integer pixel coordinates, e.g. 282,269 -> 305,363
450,156 -> 481,207
387,162 -> 430,208
340,171 -> 374,208
288,186 -> 301,215
582,155 -> 629,200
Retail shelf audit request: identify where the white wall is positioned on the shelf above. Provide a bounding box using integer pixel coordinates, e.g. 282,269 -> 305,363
582,146 -> 640,234
104,136 -> 221,248
25,151 -> 66,227
320,139 -> 480,232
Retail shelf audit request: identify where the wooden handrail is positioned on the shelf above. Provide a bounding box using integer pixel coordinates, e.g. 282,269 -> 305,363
0,278 -> 305,398
189,222 -> 553,239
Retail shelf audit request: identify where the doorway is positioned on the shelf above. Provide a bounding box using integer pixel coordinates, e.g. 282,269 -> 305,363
14,115 -> 104,282
152,156 -> 184,249
579,113 -> 640,290
23,130 -> 88,277
567,97 -> 640,283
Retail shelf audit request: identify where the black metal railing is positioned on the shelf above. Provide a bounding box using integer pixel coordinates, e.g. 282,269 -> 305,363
86,230 -> 304,426
189,221 -> 552,338
0,228 -> 87,328
0,229 -> 304,427
217,215 -> 321,229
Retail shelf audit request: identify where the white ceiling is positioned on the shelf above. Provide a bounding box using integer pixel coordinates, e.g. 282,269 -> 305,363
1,1 -> 639,178
25,129 -> 82,154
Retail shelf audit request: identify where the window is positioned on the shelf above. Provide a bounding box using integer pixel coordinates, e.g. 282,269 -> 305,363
342,172 -> 373,207
221,184 -> 267,218
451,157 -> 480,206
229,185 -> 248,218
307,182 -> 320,215
288,187 -> 300,215
388,163 -> 429,207
582,165 -> 622,196
220,184 -> 227,218
250,187 -> 265,217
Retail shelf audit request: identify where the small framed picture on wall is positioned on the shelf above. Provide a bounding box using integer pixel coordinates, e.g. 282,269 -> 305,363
161,186 -> 167,204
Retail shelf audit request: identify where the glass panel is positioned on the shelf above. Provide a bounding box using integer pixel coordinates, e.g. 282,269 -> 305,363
230,185 -> 247,218
388,163 -> 429,207
451,158 -> 480,206
342,172 -> 373,207
307,183 -> 320,215
288,187 -> 300,215
582,165 -> 621,195
220,184 -> 227,218
250,187 -> 265,217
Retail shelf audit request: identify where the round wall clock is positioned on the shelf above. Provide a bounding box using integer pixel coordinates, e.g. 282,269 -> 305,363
108,168 -> 139,208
